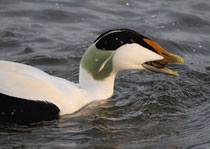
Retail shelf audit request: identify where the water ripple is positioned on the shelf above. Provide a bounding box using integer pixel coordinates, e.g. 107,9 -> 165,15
0,0 -> 210,148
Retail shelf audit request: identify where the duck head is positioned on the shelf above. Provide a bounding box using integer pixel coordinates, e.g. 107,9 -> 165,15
80,29 -> 184,81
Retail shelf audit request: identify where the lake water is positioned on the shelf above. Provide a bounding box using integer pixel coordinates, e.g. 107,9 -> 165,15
0,0 -> 210,148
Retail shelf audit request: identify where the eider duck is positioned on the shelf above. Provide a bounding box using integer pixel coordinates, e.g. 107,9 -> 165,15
0,29 -> 184,124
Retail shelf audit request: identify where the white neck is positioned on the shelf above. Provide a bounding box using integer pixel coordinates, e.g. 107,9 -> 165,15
79,67 -> 117,100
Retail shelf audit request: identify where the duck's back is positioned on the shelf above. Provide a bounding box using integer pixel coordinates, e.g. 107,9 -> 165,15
0,61 -> 89,124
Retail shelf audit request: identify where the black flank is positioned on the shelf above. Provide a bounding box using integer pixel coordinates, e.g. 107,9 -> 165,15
95,29 -> 159,54
0,93 -> 60,125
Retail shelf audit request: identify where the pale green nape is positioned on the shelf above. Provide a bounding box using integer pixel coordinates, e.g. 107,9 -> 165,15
81,44 -> 115,80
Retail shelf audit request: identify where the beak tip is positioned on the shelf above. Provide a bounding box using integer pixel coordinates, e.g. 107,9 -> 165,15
175,73 -> 179,77
170,71 -> 179,77
180,58 -> 184,64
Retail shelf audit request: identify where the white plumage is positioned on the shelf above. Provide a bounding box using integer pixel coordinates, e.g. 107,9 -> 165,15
0,60 -> 91,115
0,29 -> 184,123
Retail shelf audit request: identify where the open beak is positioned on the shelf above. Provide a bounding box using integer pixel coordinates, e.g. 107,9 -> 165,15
142,38 -> 184,76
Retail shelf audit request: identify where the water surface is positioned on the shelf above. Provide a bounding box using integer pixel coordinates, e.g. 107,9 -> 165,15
0,0 -> 210,148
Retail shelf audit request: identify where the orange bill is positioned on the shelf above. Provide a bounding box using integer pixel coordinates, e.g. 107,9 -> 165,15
142,38 -> 184,76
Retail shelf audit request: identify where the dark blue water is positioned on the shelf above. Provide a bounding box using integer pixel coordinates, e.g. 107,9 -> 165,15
0,0 -> 210,148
